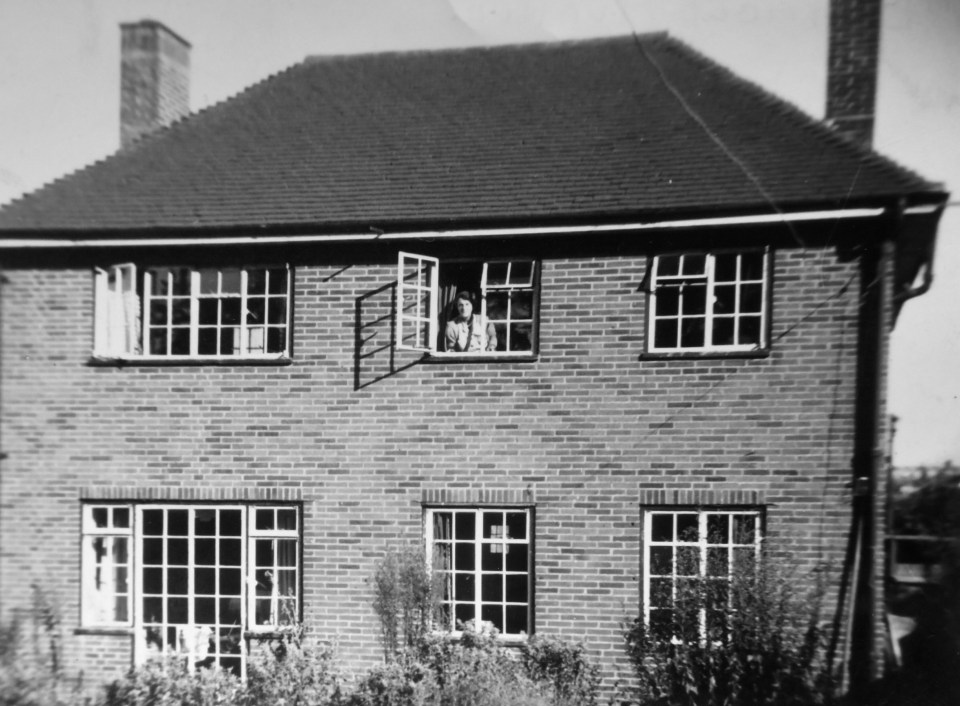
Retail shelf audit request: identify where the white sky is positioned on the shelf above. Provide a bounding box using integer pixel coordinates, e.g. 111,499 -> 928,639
0,0 -> 957,466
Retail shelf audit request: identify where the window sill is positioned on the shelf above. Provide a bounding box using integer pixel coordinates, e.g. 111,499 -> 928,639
87,355 -> 294,367
640,349 -> 770,361
74,626 -> 134,636
422,352 -> 539,364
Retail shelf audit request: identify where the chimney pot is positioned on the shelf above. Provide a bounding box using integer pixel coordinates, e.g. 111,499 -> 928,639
120,20 -> 191,149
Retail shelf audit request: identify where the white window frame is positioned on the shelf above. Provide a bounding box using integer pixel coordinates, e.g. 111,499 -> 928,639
642,508 -> 763,639
647,249 -> 770,353
425,507 -> 532,640
93,264 -> 292,360
396,253 -> 539,357
81,503 -> 300,677
81,504 -> 134,627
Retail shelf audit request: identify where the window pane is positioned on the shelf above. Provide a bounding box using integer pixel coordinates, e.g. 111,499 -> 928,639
195,539 -> 216,565
681,255 -> 706,275
455,603 -> 475,626
221,298 -> 241,325
150,301 -> 168,326
680,318 -> 705,348
143,538 -> 164,565
195,509 -> 216,536
247,270 -> 266,296
481,604 -> 503,632
195,568 -> 216,595
277,540 -> 297,568
741,252 -> 765,280
267,269 -> 288,295
677,547 -> 700,576
92,507 -> 109,528
505,574 -> 528,603
511,291 -> 533,319
266,327 -> 286,353
199,299 -> 218,325
171,299 -> 191,325
509,323 -> 532,352
221,270 -> 241,293
167,568 -> 188,595
149,329 -> 167,355
433,512 -> 453,541
505,605 -> 528,634
741,283 -> 763,313
739,316 -> 761,345
454,544 -> 474,571
267,298 -> 287,325
505,544 -> 528,572
733,515 -> 757,543
656,286 -> 679,316
481,544 -> 503,571
676,514 -> 699,542
277,509 -> 297,530
657,255 -> 680,277
219,569 -> 242,596
167,539 -> 188,566
712,317 -> 734,347
714,284 -> 736,314
486,292 -> 508,320
481,574 -> 502,601
170,328 -> 190,355
714,254 -> 738,282
649,546 -> 673,575
681,284 -> 707,315
142,513 -> 164,537
509,261 -> 533,285
247,298 -> 265,324
255,540 -> 273,567
483,513 -> 504,538
168,511 -> 188,536
651,514 -> 673,542
199,269 -> 219,294
256,509 -> 274,531
220,511 -> 242,536
219,539 -> 242,566
454,513 -> 475,540
454,574 -> 475,601
654,319 -> 678,349
706,548 -> 729,577
650,577 -> 672,607
707,515 -> 729,543
171,269 -> 191,296
486,262 -> 508,285
505,513 -> 526,540
143,567 -> 163,594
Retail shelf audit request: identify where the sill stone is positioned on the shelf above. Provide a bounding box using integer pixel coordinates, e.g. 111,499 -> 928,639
74,626 -> 134,637
87,356 -> 294,368
422,352 -> 538,364
640,349 -> 770,361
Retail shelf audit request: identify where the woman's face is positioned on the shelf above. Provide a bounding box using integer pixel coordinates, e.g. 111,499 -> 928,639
456,298 -> 473,319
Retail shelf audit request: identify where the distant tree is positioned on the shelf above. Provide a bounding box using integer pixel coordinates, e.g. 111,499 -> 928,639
892,461 -> 960,538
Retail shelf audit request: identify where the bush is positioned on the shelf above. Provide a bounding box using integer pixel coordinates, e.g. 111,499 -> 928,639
246,624 -> 344,706
520,635 -> 601,706
622,555 -> 836,706
0,585 -> 85,706
371,545 -> 443,661
102,657 -> 245,706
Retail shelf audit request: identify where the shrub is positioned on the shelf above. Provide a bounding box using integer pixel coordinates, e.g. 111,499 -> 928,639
371,544 -> 443,662
246,624 -> 344,706
101,656 -> 245,706
622,554 -> 836,706
0,585 -> 85,706
520,635 -> 601,706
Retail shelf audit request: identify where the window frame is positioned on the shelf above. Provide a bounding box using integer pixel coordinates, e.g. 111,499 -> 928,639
396,252 -> 540,358
81,504 -> 134,628
93,264 -> 293,361
641,507 -> 763,641
425,506 -> 534,641
646,249 -> 770,354
80,503 -> 301,677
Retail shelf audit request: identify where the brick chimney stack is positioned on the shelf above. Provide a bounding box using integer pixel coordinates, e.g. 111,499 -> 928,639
120,20 -> 191,149
826,0 -> 881,147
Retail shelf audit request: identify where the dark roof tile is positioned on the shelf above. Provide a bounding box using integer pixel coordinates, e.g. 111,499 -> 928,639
0,34 -> 937,233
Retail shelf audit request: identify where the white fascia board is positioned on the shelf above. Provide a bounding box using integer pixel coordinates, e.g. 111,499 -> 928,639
0,207 -> 886,249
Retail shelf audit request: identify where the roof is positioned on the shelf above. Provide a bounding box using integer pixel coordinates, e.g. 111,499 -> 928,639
0,34 -> 940,234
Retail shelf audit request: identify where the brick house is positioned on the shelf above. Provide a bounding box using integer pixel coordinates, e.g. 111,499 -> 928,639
0,9 -> 948,696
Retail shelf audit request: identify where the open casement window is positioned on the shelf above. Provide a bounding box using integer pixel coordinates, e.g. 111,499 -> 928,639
426,507 -> 532,639
648,250 -> 769,353
396,252 -> 539,356
643,508 -> 762,642
94,264 -> 141,357
81,503 -> 299,678
94,265 -> 291,359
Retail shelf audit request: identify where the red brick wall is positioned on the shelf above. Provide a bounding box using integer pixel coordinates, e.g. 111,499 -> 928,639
0,240 -> 874,691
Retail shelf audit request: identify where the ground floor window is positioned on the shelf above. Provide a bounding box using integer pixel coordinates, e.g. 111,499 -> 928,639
81,503 -> 299,676
426,507 -> 532,638
643,508 -> 762,640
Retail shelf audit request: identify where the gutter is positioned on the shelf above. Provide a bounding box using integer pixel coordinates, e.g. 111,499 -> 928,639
0,207 -> 888,249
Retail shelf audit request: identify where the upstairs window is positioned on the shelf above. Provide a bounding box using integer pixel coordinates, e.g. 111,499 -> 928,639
397,253 -> 539,356
648,251 -> 769,353
94,265 -> 291,360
